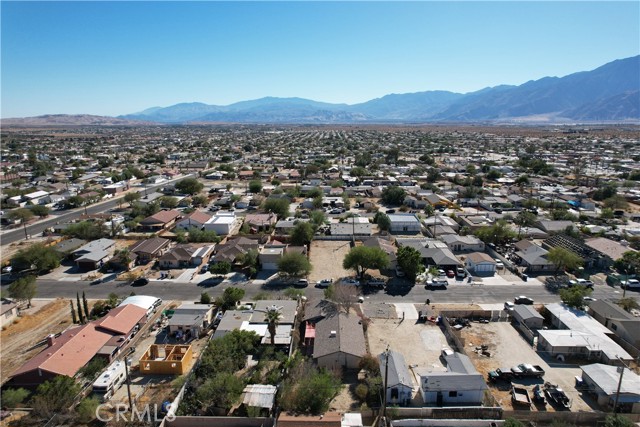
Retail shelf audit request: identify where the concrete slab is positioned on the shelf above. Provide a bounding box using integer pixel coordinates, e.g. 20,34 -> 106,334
394,303 -> 419,320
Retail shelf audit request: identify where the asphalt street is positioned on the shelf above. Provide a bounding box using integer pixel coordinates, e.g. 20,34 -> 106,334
0,174 -> 194,245
10,278 -> 630,306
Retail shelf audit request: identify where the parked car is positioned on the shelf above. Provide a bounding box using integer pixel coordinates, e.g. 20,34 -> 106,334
446,270 -> 455,278
427,278 -> 448,288
504,301 -> 515,311
1,266 -> 12,274
366,278 -> 386,289
342,278 -> 360,286
315,278 -> 333,288
89,278 -> 102,285
571,278 -> 594,289
495,259 -> 504,269
132,277 -> 149,287
294,279 -> 309,288
386,209 -> 396,214
622,279 -> 640,289
514,296 -> 534,305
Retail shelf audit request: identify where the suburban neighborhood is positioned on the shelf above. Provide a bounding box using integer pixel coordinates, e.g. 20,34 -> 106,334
1,124 -> 639,427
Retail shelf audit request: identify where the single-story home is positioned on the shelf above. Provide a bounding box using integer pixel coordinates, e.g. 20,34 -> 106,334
580,363 -> 640,413
388,214 -> 422,234
167,303 -> 215,337
130,237 -> 171,264
313,313 -> 366,370
465,252 -> 496,276
379,350 -> 414,406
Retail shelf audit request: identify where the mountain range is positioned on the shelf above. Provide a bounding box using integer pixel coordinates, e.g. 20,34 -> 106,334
3,55 -> 639,125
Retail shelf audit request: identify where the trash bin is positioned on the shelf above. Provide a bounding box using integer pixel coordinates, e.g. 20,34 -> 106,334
522,274 -> 528,282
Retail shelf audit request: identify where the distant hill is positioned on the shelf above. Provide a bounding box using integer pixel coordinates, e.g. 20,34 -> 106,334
0,114 -> 153,126
6,56 -> 639,124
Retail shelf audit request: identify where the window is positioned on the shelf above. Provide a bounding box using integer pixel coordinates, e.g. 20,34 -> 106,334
391,388 -> 399,399
448,391 -> 458,398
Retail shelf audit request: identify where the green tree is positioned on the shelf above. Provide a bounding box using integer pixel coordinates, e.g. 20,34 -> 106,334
210,261 -> 232,275
374,212 -> 391,231
277,252 -> 312,278
343,246 -> 390,278
82,291 -> 90,320
514,210 -> 537,238
216,287 -> 245,310
264,307 -> 282,345
396,246 -> 424,280
63,220 -> 107,240
30,205 -> 50,218
381,186 -> 406,206
604,414 -> 635,427
262,197 -> 291,219
11,243 -> 60,274
77,293 -> 85,324
124,191 -> 141,205
548,247 -> 583,277
200,292 -> 212,304
75,397 -> 100,424
614,251 -> 640,276
31,375 -> 80,419
7,275 -> 37,307
175,177 -> 204,195
474,220 -> 517,245
559,286 -> 592,309
310,210 -> 326,228
249,180 -> 263,194
279,359 -> 340,415
8,208 -> 34,239
159,196 -> 179,209
192,194 -> 208,207
70,299 -> 78,324
196,372 -> 245,412
290,221 -> 314,245
1,387 -> 30,408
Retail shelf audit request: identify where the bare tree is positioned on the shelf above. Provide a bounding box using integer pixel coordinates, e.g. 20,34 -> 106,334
332,284 -> 359,315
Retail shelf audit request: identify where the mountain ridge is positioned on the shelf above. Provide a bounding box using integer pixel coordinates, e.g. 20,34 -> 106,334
3,56 -> 638,125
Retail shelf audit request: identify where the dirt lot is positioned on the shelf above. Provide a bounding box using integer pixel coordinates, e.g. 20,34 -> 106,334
308,240 -> 354,282
1,299 -> 73,384
459,321 -> 594,412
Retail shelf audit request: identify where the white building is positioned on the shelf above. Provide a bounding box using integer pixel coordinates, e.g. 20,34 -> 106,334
388,213 -> 421,234
465,252 -> 496,276
203,211 -> 240,236
580,363 -> 640,413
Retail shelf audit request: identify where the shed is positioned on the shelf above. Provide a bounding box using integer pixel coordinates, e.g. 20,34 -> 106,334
512,305 -> 544,330
379,350 -> 414,405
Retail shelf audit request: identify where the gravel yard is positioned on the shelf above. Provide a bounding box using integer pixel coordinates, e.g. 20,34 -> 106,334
459,321 -> 593,412
308,240 -> 354,282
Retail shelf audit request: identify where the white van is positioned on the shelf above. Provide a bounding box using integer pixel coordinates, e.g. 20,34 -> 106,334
622,279 -> 640,289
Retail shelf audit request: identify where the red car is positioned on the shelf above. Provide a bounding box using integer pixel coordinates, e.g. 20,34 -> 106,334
446,270 -> 455,278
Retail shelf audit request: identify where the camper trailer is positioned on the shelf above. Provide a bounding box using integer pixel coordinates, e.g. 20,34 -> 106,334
92,360 -> 127,402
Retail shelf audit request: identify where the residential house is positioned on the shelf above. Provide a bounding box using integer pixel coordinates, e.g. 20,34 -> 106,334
259,246 -> 285,270
543,234 -> 604,269
465,252 -> 496,276
363,237 -> 397,269
537,220 -> 575,235
167,303 -> 215,337
203,211 -> 240,236
388,213 -> 421,234
439,234 -> 484,253
587,300 -> 640,350
538,303 -> 632,365
379,350 -> 414,406
417,352 -> 487,406
584,237 -> 636,270
513,240 -> 554,273
130,237 -> 171,264
52,238 -> 88,259
244,213 -> 277,232
175,210 -> 212,231
73,238 -> 116,270
212,237 -> 260,264
158,245 -> 197,269
313,313 -> 366,370
1,298 -> 19,328
580,364 -> 640,413
7,304 -> 147,389
139,209 -> 181,231
396,238 -> 461,271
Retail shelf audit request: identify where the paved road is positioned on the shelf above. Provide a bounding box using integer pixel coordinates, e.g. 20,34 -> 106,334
0,174 -> 194,245
9,278 -> 630,306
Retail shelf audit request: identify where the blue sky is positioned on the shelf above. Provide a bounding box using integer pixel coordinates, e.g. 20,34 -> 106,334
2,1 -> 639,117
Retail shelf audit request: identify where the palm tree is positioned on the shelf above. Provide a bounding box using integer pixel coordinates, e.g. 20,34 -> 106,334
264,306 -> 282,345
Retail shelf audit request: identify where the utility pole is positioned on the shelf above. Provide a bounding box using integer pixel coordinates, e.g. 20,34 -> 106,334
613,355 -> 630,413
381,345 -> 390,426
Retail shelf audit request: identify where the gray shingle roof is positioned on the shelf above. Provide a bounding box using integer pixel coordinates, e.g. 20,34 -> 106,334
379,350 -> 413,388
313,313 -> 366,359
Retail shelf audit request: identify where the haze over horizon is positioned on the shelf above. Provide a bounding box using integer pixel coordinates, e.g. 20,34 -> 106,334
2,1 -> 639,118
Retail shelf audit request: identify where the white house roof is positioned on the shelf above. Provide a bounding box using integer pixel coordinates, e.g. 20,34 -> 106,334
206,215 -> 236,225
388,213 -> 420,223
24,190 -> 49,199
539,329 -> 632,360
545,303 -> 611,335
119,295 -> 161,311
581,363 -> 640,396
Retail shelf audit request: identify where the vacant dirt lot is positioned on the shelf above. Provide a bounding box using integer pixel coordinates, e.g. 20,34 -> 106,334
459,321 -> 593,412
1,299 -> 72,384
308,240 -> 353,282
